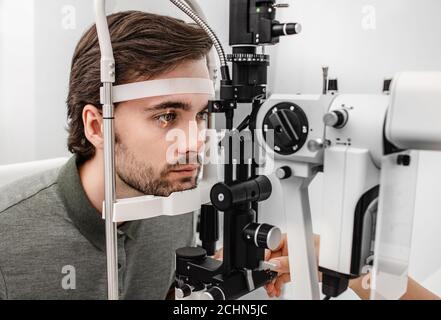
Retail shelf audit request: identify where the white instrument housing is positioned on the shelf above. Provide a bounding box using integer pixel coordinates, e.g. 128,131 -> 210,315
386,72 -> 441,150
256,94 -> 335,299
372,71 -> 441,299
319,95 -> 389,276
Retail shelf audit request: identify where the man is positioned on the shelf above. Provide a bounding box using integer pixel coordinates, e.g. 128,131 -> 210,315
0,10 -> 216,300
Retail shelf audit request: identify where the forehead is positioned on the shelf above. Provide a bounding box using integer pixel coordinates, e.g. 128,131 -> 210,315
117,58 -> 211,112
157,58 -> 210,79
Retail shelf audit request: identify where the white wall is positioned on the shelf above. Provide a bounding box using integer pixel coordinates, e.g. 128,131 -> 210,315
0,0 -> 36,164
269,0 -> 441,94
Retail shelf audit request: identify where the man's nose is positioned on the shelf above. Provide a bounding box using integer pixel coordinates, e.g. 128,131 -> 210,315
176,121 -> 205,154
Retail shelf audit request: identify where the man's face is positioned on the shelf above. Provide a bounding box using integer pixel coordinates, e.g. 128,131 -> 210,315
113,59 -> 210,197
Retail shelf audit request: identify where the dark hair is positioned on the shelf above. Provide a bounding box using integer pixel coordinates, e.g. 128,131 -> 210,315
66,11 -> 212,161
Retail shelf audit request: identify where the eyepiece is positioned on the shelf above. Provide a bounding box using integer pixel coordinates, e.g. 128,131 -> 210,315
272,23 -> 302,37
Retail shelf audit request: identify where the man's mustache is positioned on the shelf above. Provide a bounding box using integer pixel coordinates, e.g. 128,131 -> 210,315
166,153 -> 202,170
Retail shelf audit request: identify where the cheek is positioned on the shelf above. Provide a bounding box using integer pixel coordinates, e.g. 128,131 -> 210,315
116,116 -> 169,169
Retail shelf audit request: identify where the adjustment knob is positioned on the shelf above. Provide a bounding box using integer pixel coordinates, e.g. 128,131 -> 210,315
175,247 -> 207,276
323,109 -> 348,128
227,53 -> 270,63
210,176 -> 272,212
272,23 -> 302,37
243,223 -> 282,251
263,102 -> 309,155
327,78 -> 339,94
200,286 -> 225,300
175,284 -> 192,299
307,138 -> 325,152
276,166 -> 292,180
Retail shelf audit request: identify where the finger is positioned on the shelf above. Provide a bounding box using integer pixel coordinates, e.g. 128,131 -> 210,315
266,250 -> 283,262
314,234 -> 320,250
265,283 -> 275,297
264,283 -> 273,292
266,283 -> 275,297
214,248 -> 223,261
274,273 -> 291,293
268,256 -> 290,274
274,274 -> 291,298
264,283 -> 274,294
265,249 -> 271,261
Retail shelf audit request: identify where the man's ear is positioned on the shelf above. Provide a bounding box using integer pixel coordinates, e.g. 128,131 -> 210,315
82,104 -> 104,150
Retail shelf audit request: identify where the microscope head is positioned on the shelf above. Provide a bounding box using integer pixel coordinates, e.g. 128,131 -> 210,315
386,71 -> 441,151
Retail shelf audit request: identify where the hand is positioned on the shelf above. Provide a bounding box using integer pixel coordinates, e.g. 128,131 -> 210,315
265,234 -> 321,298
213,245 -> 289,298
264,234 -> 290,298
214,234 -> 321,298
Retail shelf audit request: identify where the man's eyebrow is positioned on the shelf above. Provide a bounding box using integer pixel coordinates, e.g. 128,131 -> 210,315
146,101 -> 192,112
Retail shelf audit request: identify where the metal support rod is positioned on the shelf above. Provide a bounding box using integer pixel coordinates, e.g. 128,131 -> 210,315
222,109 -> 235,274
182,0 -> 219,82
103,84 -> 119,300
94,0 -> 118,300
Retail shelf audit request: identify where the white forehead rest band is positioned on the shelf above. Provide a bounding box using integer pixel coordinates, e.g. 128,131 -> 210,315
100,77 -> 215,104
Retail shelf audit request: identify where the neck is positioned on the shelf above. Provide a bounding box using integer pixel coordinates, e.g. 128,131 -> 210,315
79,153 -> 105,213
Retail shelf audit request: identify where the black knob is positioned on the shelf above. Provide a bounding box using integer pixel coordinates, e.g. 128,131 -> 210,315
210,176 -> 272,211
328,78 -> 339,93
210,183 -> 234,212
199,205 -> 219,256
269,109 -> 300,146
175,247 -> 207,276
383,78 -> 393,94
243,223 -> 282,251
272,23 -> 302,37
263,102 -> 309,155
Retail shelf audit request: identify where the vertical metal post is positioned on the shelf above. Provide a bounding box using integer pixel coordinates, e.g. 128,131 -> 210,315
103,83 -> 119,300
95,0 -> 119,300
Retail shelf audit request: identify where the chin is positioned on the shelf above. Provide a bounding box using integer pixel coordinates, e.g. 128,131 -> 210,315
158,177 -> 198,197
176,182 -> 197,192
171,180 -> 198,192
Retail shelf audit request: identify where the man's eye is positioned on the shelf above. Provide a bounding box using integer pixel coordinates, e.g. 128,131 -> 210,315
197,110 -> 209,122
155,112 -> 177,128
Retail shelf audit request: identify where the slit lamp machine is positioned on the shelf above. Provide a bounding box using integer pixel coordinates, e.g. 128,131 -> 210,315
94,0 -> 441,300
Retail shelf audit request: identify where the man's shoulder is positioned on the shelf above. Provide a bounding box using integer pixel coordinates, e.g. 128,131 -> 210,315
0,166 -> 76,260
0,166 -> 62,217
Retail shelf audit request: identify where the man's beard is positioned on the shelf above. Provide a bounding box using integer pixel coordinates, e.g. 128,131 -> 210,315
114,138 -> 201,197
